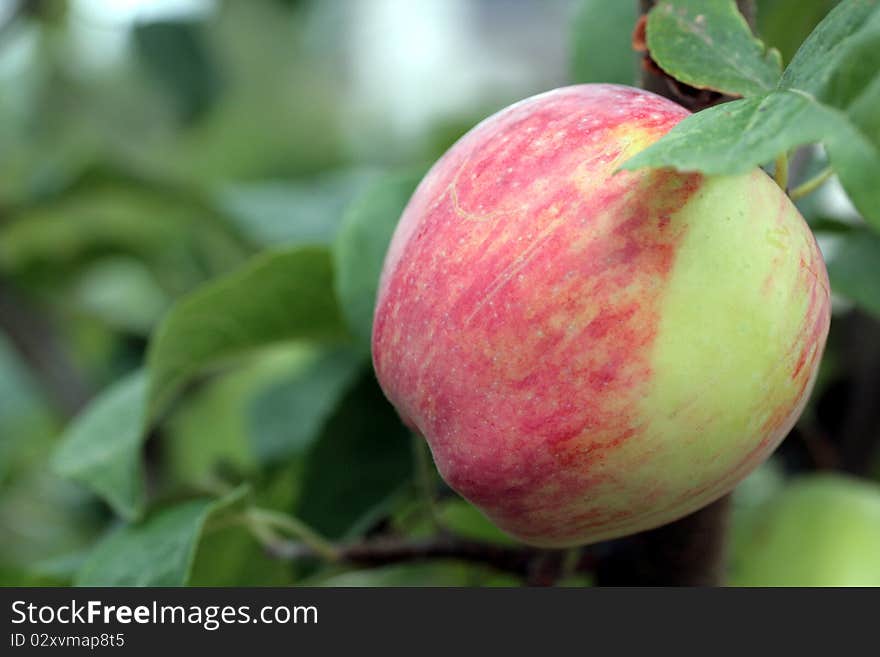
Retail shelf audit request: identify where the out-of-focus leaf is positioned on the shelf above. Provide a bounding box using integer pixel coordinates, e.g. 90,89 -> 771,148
826,227 -> 880,317
647,0 -> 782,96
146,246 -> 349,422
0,470 -> 100,571
0,333 -> 43,423
569,0 -> 638,85
0,192 -> 183,273
333,171 -> 422,351
134,20 -> 223,123
75,487 -> 248,587
73,257 -> 169,335
215,170 -> 380,247
0,187 -> 247,292
248,346 -> 364,464
623,0 -> 880,227
0,333 -> 52,485
51,372 -> 148,521
150,2 -> 346,181
296,372 -> 412,539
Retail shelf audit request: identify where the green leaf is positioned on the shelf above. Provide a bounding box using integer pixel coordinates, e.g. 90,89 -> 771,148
621,91 -> 832,174
647,0 -> 782,96
780,0 -> 880,109
782,0 -> 880,221
333,171 -> 422,351
622,92 -> 880,229
296,371 -> 412,539
824,116 -> 880,229
623,0 -> 880,227
146,246 -> 349,422
51,372 -> 148,521
826,227 -> 880,317
73,257 -> 169,335
248,346 -> 365,464
134,20 -> 223,123
0,332 -> 47,451
569,0 -> 638,85
75,487 -> 248,587
0,186 -> 247,290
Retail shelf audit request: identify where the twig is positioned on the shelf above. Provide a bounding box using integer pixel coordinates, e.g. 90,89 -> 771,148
245,508 -> 340,562
255,532 -> 595,581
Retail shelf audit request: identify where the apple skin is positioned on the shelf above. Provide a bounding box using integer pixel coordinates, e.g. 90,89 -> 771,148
729,475 -> 880,586
372,84 -> 831,548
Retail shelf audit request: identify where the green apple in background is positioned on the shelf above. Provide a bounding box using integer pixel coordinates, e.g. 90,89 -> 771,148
729,474 -> 880,586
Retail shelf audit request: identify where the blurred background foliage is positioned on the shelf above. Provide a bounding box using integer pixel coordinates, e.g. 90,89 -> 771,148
0,0 -> 878,587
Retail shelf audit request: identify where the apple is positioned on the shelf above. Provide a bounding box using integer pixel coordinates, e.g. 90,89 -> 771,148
372,84 -> 831,547
729,474 -> 880,586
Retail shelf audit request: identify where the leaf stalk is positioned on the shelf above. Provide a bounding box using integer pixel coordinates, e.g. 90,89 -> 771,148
790,167 -> 834,200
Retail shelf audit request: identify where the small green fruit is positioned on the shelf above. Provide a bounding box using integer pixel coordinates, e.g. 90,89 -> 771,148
729,474 -> 880,586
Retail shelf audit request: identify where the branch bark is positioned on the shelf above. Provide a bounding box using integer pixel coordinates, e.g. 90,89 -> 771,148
595,496 -> 731,586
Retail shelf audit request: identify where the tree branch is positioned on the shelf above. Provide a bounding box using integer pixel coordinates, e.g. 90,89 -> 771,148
255,531 -> 595,582
595,496 -> 731,586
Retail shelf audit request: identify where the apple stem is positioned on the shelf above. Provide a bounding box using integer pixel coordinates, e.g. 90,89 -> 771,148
790,167 -> 833,200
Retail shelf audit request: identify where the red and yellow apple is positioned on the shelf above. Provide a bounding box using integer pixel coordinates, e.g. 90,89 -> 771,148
371,84 -> 831,547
